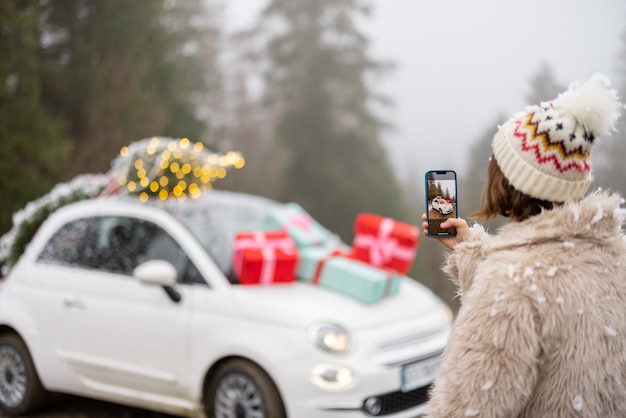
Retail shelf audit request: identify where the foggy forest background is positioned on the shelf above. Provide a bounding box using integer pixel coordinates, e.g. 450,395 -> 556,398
2,0 -> 626,310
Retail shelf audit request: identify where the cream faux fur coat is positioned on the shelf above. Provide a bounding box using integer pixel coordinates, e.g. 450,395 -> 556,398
426,192 -> 626,418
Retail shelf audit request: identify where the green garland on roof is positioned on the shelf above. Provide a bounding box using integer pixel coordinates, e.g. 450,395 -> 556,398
0,174 -> 107,274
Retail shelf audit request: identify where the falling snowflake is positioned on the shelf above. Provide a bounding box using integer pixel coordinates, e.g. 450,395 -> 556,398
465,408 -> 480,417
605,326 -> 617,337
572,395 -> 584,411
530,284 -> 538,292
556,296 -> 564,304
524,267 -> 534,277
508,264 -> 516,279
489,308 -> 497,317
591,203 -> 603,224
494,292 -> 506,302
537,296 -> 546,303
546,266 -> 558,277
563,241 -> 576,248
481,381 -> 494,391
577,308 -> 584,315
570,205 -> 580,222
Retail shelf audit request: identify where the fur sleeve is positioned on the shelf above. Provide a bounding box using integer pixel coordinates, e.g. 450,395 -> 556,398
443,223 -> 489,297
424,267 -> 541,418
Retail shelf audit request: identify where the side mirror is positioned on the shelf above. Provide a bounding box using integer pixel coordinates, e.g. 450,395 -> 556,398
134,260 -> 177,286
134,260 -> 182,303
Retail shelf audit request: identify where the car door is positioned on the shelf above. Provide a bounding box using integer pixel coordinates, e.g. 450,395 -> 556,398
33,215 -> 197,402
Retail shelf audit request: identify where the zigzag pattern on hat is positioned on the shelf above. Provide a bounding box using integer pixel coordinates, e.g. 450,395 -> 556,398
513,112 -> 590,174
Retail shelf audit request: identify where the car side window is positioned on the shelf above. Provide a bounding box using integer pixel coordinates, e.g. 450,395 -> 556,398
38,216 -> 206,285
37,217 -> 99,268
136,220 -> 206,285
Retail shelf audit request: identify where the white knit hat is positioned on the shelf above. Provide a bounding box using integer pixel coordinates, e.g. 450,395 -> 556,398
492,73 -> 622,202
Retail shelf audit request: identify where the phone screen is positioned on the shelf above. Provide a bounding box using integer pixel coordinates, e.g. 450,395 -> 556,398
425,170 -> 458,236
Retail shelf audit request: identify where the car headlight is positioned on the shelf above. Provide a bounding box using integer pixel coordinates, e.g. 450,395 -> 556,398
308,322 -> 350,354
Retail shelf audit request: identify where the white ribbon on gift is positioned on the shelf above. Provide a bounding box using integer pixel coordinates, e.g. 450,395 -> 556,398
353,218 -> 416,267
235,232 -> 296,284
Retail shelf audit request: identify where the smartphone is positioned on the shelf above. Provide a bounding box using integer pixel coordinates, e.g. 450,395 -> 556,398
425,170 -> 458,236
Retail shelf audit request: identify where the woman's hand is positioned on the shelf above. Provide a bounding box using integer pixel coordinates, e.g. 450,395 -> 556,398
421,213 -> 470,250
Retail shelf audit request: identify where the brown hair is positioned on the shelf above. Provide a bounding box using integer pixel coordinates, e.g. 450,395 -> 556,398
471,155 -> 556,222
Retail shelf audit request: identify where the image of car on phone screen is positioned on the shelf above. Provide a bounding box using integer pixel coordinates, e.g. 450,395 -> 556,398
431,196 -> 453,215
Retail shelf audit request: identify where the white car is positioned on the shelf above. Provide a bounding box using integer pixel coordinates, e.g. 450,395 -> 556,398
0,190 -> 451,418
431,197 -> 454,215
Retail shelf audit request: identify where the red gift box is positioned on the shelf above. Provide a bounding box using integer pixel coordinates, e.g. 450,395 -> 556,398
233,231 -> 299,285
350,213 -> 418,274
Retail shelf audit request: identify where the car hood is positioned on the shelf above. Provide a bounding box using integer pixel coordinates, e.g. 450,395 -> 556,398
229,278 -> 442,330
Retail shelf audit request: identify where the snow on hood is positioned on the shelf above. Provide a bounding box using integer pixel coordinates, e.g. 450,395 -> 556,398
228,278 -> 442,330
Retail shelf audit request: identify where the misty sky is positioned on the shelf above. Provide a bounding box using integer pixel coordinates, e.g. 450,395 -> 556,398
225,0 -> 626,184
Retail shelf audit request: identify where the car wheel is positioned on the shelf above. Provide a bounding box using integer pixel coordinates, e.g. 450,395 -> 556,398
205,359 -> 286,418
0,334 -> 47,416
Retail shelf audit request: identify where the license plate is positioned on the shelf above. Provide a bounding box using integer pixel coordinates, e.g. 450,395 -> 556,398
401,355 -> 442,392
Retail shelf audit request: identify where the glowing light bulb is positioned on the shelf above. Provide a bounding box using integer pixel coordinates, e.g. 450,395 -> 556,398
234,158 -> 245,169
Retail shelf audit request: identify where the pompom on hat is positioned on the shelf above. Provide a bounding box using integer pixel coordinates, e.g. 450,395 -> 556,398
492,73 -> 622,202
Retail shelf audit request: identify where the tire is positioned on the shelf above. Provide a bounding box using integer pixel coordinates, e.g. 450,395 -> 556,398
0,334 -> 47,416
205,359 -> 286,418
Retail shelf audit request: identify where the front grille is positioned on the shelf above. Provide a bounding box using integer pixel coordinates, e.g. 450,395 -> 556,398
363,384 -> 431,416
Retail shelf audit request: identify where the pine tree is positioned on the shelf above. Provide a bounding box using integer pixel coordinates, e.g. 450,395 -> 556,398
525,62 -> 565,105
0,0 -> 70,235
252,0 -> 410,240
39,0 -> 220,179
594,19 -> 626,196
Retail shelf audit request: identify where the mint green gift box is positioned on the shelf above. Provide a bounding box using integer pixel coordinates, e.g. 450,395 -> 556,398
263,203 -> 332,247
298,247 -> 400,305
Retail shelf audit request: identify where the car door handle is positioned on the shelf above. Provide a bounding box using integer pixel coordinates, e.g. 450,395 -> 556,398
63,297 -> 86,310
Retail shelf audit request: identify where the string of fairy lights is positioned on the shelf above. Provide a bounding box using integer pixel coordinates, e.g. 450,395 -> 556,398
113,137 -> 245,202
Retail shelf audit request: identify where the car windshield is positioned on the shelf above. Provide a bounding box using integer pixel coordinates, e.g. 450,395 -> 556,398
152,190 -> 282,277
